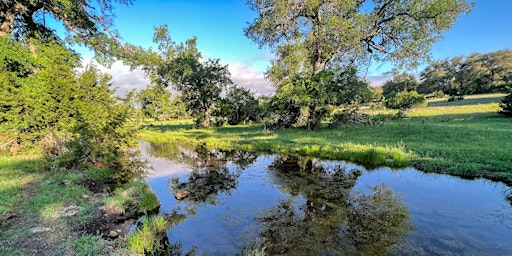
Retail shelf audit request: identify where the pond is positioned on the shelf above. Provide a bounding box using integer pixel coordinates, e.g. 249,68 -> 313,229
140,141 -> 512,255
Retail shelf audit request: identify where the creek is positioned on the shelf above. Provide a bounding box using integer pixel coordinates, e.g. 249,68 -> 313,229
140,141 -> 512,255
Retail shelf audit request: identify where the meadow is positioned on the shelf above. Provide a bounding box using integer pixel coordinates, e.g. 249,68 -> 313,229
138,93 -> 512,185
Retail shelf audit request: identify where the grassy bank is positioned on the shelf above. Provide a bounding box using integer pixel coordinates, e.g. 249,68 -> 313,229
138,93 -> 512,185
0,154 -> 161,255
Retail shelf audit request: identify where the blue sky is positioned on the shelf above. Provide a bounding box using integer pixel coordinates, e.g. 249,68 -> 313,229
76,0 -> 512,95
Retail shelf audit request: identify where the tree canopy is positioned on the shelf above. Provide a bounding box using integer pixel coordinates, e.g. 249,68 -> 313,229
132,26 -> 233,128
245,0 -> 474,80
419,50 -> 512,96
1,0 -> 134,61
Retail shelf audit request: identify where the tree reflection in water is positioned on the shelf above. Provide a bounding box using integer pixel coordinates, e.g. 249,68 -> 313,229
154,143 -> 413,255
169,143 -> 258,207
251,155 -> 414,256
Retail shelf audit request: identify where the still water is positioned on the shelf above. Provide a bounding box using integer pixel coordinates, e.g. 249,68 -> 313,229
140,141 -> 512,255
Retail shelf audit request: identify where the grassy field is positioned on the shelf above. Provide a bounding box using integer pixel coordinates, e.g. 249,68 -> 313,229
138,93 -> 512,185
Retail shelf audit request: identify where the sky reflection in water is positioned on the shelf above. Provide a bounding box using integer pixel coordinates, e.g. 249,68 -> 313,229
140,141 -> 512,255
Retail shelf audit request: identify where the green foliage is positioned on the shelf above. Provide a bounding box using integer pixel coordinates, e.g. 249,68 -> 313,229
136,84 -> 173,121
385,91 -> 427,111
0,37 -> 81,143
0,36 -> 144,185
218,85 -> 260,125
419,50 -> 512,96
135,26 -> 233,128
64,66 -> 144,184
267,67 -> 370,130
1,0 -> 134,63
499,93 -> 512,117
127,216 -> 169,255
245,0 -> 473,78
383,73 -> 419,98
137,188 -> 160,214
370,86 -> 384,102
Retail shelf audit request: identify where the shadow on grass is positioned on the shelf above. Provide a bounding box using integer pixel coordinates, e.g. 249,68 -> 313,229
428,95 -> 504,107
0,157 -> 41,215
141,123 -> 193,132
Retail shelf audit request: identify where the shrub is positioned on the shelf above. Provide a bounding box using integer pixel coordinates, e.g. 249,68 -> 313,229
385,91 -> 427,110
499,93 -> 512,117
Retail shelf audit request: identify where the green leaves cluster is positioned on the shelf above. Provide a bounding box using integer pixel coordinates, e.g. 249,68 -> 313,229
0,37 -> 81,140
499,93 -> 512,117
385,90 -> 427,111
267,67 -> 370,130
132,26 -> 233,128
0,0 -> 133,63
383,73 -> 420,98
218,85 -> 261,125
419,50 -> 512,96
0,36 -> 142,183
246,0 -> 473,78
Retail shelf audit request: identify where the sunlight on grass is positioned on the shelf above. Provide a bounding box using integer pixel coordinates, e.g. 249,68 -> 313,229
138,94 -> 512,182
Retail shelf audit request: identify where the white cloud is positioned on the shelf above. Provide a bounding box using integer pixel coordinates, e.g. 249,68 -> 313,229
81,58 -> 275,97
92,61 -> 150,96
225,62 -> 274,96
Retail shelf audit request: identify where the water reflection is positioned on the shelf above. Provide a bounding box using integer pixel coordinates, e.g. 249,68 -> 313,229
169,143 -> 258,209
254,156 -> 413,255
141,141 -> 512,255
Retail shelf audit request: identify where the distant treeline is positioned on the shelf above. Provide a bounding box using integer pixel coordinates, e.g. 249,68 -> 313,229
383,50 -> 512,98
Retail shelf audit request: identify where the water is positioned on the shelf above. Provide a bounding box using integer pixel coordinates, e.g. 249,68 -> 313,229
140,141 -> 512,255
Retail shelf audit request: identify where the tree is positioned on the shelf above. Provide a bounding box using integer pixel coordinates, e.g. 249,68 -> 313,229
0,0 -> 133,60
0,37 -> 81,141
135,26 -> 233,128
266,66 -> 370,130
499,93 -> 512,117
219,85 -> 260,125
245,0 -> 474,79
382,73 -> 419,98
419,50 -> 512,96
136,85 -> 172,121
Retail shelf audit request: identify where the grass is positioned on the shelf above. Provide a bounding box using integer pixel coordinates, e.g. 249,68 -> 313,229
0,156 -> 41,215
126,215 -> 169,255
0,152 -> 162,255
138,93 -> 512,185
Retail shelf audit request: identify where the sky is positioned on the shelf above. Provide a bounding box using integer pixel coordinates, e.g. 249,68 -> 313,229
76,0 -> 512,96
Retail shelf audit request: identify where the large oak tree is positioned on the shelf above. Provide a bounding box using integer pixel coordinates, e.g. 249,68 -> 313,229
245,0 -> 474,81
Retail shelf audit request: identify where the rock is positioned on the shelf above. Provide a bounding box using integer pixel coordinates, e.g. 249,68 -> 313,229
54,205 -> 82,218
29,227 -> 51,233
121,187 -> 137,197
108,230 -> 119,238
62,180 -> 72,185
175,190 -> 190,200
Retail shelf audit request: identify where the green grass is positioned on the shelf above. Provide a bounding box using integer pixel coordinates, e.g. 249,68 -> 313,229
138,93 -> 512,184
0,156 -> 41,215
0,153 -> 161,255
126,215 -> 169,255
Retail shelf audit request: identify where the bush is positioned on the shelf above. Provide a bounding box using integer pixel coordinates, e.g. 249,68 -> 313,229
499,93 -> 512,117
385,91 -> 427,110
